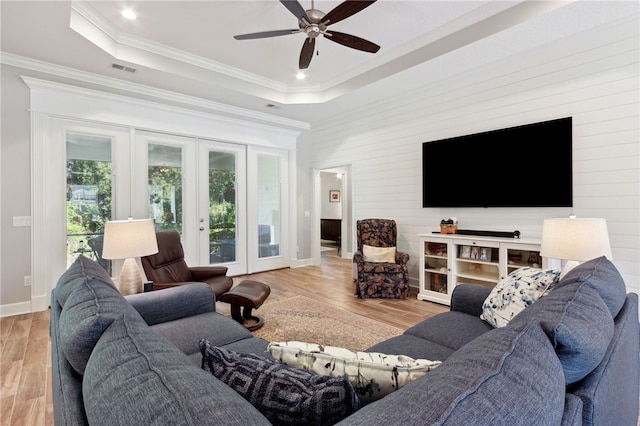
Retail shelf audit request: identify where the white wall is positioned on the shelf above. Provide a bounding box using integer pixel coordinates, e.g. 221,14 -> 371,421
307,16 -> 640,294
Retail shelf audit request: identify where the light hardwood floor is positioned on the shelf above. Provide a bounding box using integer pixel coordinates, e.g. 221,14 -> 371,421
0,251 -> 447,425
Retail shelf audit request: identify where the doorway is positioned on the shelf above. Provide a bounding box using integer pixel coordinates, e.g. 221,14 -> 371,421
314,166 -> 352,263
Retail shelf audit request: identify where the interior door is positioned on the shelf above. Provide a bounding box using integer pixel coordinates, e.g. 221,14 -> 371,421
198,140 -> 247,276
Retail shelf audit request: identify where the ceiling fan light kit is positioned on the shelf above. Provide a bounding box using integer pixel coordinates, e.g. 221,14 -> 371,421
233,0 -> 380,70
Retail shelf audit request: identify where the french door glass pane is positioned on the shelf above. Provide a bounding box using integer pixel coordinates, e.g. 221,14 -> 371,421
148,144 -> 183,233
209,151 -> 237,264
66,133 -> 112,272
258,156 -> 280,258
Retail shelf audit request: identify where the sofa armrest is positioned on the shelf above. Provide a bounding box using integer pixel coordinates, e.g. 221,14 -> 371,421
450,283 -> 492,317
125,282 -> 216,326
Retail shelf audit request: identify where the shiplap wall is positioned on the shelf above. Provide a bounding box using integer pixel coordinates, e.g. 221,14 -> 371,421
307,16 -> 639,293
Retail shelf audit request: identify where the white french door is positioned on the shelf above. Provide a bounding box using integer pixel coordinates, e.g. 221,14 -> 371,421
44,121 -> 290,298
52,118 -> 131,273
29,79 -> 299,312
248,146 -> 289,273
198,140 -> 247,276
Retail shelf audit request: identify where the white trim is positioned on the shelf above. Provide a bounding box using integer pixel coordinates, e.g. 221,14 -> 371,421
0,301 -> 34,318
1,55 -> 309,131
21,76 -> 303,149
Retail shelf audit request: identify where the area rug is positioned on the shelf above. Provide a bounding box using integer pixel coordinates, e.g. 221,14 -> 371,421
245,295 -> 403,351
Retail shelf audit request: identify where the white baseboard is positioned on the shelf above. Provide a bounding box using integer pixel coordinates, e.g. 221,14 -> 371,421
0,295 -> 49,318
0,300 -> 33,318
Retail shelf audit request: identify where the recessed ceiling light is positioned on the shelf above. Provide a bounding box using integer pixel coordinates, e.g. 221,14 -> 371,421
296,72 -> 306,80
121,8 -> 137,20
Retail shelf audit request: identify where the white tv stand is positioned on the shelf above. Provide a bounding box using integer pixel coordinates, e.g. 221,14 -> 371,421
417,233 -> 545,306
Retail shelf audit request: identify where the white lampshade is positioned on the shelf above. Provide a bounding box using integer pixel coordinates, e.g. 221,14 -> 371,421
540,217 -> 612,262
102,218 -> 158,294
102,218 -> 158,260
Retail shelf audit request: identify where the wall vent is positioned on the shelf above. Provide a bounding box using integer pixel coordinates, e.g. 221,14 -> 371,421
112,63 -> 137,73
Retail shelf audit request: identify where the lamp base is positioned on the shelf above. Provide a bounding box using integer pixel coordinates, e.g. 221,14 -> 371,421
119,257 -> 143,295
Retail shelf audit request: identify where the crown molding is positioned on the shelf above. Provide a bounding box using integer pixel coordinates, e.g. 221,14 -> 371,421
2,52 -> 309,130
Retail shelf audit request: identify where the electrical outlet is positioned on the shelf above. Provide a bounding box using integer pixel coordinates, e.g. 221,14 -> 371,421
13,216 -> 31,227
24,275 -> 32,287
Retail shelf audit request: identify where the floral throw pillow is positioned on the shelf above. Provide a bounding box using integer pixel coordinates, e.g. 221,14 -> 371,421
481,267 -> 561,328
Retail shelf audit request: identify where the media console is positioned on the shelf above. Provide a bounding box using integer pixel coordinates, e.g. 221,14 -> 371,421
417,233 -> 546,305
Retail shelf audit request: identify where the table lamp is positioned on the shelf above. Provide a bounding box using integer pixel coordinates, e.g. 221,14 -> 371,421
102,218 -> 158,295
540,216 -> 612,279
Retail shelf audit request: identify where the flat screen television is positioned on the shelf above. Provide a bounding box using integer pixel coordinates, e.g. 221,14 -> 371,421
422,117 -> 572,208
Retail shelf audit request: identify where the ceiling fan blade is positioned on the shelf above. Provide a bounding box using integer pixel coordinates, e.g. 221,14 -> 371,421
279,0 -> 310,23
324,30 -> 380,53
321,1 -> 377,26
299,37 -> 316,69
234,29 -> 301,40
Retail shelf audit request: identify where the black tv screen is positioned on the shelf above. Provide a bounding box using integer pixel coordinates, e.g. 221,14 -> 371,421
422,117 -> 572,208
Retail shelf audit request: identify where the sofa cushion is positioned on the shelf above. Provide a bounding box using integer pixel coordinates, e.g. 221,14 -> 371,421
559,256 -> 626,317
337,320 -> 566,425
83,312 -> 270,425
509,281 -> 614,384
150,311 -> 253,357
365,334 -> 456,362
481,267 -> 560,328
268,341 -> 441,404
200,339 -> 360,425
58,257 -> 130,375
404,311 -> 493,350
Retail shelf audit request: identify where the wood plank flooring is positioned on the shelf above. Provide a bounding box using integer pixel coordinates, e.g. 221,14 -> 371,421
0,251 -> 447,425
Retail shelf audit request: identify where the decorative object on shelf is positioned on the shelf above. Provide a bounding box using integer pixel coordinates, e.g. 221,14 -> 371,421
460,246 -> 471,259
428,242 -> 446,256
329,189 -> 340,203
102,217 -> 158,295
479,247 -> 491,262
470,246 -> 480,260
440,217 -> 458,234
508,252 -> 523,264
540,216 -> 612,279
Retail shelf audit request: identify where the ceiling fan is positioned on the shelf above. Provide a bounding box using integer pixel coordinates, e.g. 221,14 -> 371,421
233,0 -> 380,69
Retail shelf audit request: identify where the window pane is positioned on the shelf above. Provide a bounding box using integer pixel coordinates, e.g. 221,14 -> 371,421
209,151 -> 237,264
148,144 -> 182,233
66,133 -> 112,272
258,156 -> 280,258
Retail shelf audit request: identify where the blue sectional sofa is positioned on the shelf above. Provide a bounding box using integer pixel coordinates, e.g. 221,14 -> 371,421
50,255 -> 638,425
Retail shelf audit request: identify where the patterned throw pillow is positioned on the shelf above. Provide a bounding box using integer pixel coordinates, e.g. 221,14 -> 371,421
199,339 -> 360,425
481,267 -> 561,328
268,341 -> 441,404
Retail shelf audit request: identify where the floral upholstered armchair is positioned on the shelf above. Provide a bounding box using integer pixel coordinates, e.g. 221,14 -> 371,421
353,219 -> 410,299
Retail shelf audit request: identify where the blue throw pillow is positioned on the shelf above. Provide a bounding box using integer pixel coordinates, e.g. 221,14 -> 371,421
200,339 -> 360,425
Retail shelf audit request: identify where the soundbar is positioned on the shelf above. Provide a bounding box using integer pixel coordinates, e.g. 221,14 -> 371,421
433,229 -> 521,239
